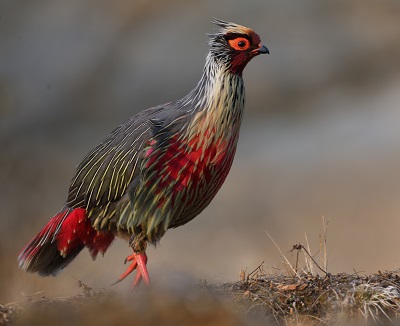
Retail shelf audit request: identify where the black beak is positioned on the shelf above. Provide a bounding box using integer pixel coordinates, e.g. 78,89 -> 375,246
258,44 -> 269,54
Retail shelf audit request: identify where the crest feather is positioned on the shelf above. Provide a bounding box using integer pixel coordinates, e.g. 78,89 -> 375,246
210,18 -> 253,37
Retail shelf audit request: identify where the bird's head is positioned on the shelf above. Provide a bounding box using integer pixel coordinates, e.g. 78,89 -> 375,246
208,19 -> 269,75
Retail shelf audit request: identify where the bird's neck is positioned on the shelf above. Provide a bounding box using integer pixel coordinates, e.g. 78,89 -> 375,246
182,53 -> 246,140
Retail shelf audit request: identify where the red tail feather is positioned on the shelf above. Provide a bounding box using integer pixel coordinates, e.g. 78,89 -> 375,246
18,208 -> 114,276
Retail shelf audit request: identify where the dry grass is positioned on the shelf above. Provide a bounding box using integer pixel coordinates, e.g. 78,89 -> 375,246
3,222 -> 400,326
3,270 -> 400,326
211,219 -> 400,325
215,269 -> 400,325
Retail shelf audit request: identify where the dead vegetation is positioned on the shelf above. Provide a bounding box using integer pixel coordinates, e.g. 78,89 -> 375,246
3,269 -> 400,326
213,218 -> 400,325
3,220 -> 400,325
216,269 -> 400,325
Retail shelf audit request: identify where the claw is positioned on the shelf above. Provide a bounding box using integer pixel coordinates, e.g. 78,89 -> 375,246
112,252 -> 150,287
132,269 -> 142,287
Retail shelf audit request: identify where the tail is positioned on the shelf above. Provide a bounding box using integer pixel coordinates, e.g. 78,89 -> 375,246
18,207 -> 114,276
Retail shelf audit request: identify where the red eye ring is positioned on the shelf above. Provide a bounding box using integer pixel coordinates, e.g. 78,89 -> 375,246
228,37 -> 251,51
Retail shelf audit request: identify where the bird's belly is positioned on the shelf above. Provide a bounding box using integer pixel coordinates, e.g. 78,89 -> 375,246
139,128 -> 240,234
165,134 -> 238,228
171,156 -> 235,228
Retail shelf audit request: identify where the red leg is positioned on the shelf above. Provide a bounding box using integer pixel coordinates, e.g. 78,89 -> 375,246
112,251 -> 150,287
133,253 -> 150,286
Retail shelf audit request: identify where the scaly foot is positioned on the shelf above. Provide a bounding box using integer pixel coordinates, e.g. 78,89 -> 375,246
112,251 -> 150,287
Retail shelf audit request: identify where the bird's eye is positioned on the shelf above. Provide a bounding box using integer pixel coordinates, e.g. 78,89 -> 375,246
228,37 -> 251,51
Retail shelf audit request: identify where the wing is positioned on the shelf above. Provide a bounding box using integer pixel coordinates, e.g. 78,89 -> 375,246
66,106 -> 166,228
66,103 -> 190,233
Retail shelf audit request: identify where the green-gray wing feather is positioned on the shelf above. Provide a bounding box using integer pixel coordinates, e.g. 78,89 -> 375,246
66,108 -> 162,229
66,104 -> 189,235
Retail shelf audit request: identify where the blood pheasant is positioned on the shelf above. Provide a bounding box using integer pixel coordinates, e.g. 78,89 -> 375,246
18,19 -> 269,286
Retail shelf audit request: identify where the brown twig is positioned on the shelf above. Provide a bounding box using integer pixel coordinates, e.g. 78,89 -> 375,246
290,243 -> 329,276
247,261 -> 265,281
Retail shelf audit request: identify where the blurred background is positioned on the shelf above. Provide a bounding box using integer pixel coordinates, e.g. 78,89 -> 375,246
1,0 -> 400,302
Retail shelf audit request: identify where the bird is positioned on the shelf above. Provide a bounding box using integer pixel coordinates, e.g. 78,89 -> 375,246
18,19 -> 269,287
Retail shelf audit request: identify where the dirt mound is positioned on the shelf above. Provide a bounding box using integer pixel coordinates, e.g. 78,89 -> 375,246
3,271 -> 400,326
